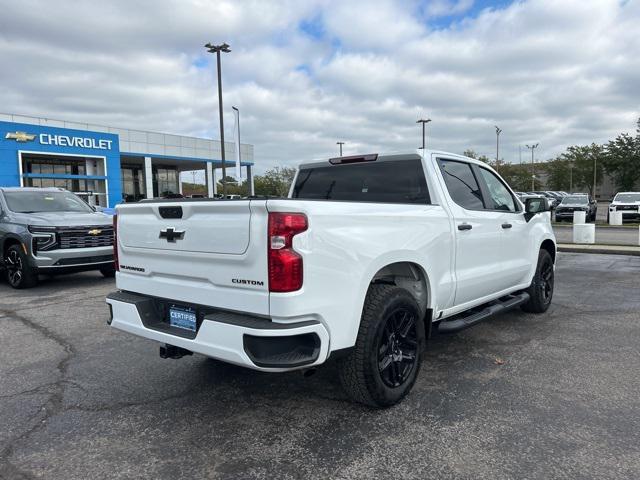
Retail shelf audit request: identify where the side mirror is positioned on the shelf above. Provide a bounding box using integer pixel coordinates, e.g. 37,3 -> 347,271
524,197 -> 549,221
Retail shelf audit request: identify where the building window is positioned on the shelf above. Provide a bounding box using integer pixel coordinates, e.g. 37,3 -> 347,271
120,165 -> 145,202
153,167 -> 178,197
21,153 -> 106,206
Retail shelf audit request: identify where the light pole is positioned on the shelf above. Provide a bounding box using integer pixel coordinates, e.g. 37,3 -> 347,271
526,143 -> 539,191
519,145 -> 522,165
416,118 -> 431,149
232,105 -> 241,181
569,161 -> 573,192
337,141 -> 345,157
593,155 -> 597,198
495,126 -> 502,171
204,42 -> 231,195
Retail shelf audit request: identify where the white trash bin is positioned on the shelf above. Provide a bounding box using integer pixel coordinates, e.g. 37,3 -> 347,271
573,210 -> 586,224
573,223 -> 595,244
609,210 -> 623,225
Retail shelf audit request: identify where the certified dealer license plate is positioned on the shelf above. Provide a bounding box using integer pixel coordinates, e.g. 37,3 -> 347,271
169,305 -> 197,332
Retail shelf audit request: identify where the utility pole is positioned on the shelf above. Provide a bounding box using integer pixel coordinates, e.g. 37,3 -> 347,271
593,155 -> 597,198
337,141 -> 345,157
569,162 -> 573,192
204,42 -> 231,195
495,126 -> 502,171
519,145 -> 522,165
526,143 -> 539,191
416,118 -> 431,149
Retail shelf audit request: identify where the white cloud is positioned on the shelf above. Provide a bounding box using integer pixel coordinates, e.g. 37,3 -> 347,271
0,0 -> 638,173
425,0 -> 475,17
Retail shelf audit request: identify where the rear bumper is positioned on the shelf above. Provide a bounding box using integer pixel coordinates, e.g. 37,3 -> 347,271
106,291 -> 330,372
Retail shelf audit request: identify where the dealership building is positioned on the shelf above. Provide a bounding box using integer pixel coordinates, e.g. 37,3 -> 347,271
0,113 -> 255,208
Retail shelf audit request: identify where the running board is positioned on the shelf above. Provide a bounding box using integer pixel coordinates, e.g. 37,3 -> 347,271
437,292 -> 530,334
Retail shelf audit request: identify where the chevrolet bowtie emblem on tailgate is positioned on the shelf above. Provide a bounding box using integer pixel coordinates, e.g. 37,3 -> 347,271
87,229 -> 102,236
159,227 -> 185,242
5,131 -> 36,142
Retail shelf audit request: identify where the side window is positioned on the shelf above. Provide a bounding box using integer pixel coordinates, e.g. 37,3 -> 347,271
477,168 -> 518,212
438,159 -> 484,210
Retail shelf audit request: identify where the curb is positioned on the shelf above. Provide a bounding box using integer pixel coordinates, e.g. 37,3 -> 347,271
557,244 -> 640,256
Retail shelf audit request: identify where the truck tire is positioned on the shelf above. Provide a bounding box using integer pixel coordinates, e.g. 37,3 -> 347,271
100,266 -> 116,278
521,249 -> 554,314
338,284 -> 425,408
4,244 -> 38,289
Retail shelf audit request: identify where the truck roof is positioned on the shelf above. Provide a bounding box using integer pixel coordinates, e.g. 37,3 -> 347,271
297,149 -> 487,170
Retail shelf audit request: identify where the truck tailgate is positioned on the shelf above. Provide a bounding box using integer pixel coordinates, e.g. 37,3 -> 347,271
115,200 -> 270,315
119,201 -> 250,254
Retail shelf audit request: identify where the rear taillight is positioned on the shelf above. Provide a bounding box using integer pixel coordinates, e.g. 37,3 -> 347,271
113,214 -> 119,271
268,212 -> 308,292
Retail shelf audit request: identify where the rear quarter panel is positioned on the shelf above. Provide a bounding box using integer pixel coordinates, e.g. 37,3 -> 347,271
266,199 -> 455,351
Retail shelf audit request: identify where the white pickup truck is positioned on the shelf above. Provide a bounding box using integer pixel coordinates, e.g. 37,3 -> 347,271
107,150 -> 556,407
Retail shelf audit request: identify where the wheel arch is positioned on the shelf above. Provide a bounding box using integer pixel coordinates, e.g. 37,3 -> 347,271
2,235 -> 24,257
364,259 -> 434,340
540,238 -> 556,264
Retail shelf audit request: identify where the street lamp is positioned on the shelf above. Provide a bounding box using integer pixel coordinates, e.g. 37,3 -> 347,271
569,161 -> 574,192
416,118 -> 431,149
204,42 -> 231,195
337,141 -> 345,157
526,143 -> 539,191
593,155 -> 598,198
495,126 -> 502,171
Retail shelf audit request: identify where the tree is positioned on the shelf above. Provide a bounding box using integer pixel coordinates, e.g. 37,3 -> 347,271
603,118 -> 640,191
253,166 -> 297,197
557,143 -> 604,194
497,163 -> 534,191
216,175 -> 249,196
544,156 -> 572,191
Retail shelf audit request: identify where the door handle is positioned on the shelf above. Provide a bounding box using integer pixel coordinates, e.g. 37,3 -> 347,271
501,223 -> 512,229
457,223 -> 472,231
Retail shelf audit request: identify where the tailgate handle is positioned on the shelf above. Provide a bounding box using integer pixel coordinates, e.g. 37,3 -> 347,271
159,206 -> 183,219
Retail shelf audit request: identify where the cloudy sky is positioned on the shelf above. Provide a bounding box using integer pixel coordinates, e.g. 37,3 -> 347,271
1,0 -> 639,175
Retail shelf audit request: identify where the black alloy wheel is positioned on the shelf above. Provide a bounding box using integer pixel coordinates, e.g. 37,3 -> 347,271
521,249 -> 554,313
338,284 -> 426,407
539,256 -> 554,305
5,248 -> 23,287
378,308 -> 418,388
4,244 -> 38,289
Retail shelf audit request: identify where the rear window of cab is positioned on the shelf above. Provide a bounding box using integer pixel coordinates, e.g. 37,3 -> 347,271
292,159 -> 430,204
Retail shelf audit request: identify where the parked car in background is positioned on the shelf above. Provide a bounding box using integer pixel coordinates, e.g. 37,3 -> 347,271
107,150 -> 556,407
608,192 -> 640,223
554,194 -> 597,222
545,191 -> 564,202
532,191 -> 559,209
0,188 -> 114,288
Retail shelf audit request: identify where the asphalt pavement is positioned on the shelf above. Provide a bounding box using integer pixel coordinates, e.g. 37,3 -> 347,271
1,254 -> 640,479
553,224 -> 639,246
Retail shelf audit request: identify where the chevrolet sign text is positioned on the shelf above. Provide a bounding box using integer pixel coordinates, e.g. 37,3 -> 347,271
39,134 -> 113,150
